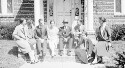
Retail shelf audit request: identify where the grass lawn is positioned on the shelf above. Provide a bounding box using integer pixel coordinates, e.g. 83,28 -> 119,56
0,40 -> 25,68
0,40 -> 124,68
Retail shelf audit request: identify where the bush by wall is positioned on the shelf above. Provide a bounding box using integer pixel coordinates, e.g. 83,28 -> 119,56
0,21 -> 19,40
111,24 -> 125,41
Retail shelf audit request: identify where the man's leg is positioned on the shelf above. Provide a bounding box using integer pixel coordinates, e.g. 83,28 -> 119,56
43,40 -> 48,56
36,39 -> 43,55
67,37 -> 73,56
59,37 -> 64,56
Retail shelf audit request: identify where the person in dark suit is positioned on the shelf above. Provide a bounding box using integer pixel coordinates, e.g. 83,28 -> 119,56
58,19 -> 73,56
34,19 -> 48,59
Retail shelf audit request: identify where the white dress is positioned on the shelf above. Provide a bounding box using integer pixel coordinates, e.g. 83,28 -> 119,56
47,26 -> 59,56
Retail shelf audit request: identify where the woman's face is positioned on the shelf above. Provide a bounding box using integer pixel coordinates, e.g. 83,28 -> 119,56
50,21 -> 55,27
99,19 -> 103,26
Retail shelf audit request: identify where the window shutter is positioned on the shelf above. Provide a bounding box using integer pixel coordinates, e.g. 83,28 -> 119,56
116,0 -> 121,13
0,0 -> 1,13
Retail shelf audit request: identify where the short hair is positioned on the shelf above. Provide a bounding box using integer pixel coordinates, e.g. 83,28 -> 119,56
99,17 -> 106,22
20,18 -> 25,24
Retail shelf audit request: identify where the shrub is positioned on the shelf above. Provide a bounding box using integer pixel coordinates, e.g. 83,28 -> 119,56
111,24 -> 125,41
0,21 -> 19,40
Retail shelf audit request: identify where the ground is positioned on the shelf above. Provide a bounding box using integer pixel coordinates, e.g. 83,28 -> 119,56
0,40 -> 123,68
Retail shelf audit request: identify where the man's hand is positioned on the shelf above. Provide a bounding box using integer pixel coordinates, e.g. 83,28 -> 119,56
39,38 -> 44,43
64,38 -> 68,42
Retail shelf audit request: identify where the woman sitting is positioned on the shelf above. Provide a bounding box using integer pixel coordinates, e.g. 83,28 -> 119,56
13,18 -> 38,64
47,20 -> 59,58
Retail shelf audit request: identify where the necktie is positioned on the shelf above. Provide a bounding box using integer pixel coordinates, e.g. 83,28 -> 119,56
22,27 -> 26,39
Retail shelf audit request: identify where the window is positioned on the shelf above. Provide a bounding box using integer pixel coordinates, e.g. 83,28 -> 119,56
0,0 -> 1,13
0,0 -> 13,15
114,0 -> 125,15
7,0 -> 13,13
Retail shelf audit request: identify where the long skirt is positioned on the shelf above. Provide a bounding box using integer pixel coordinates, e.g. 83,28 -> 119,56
75,48 -> 88,64
16,39 -> 32,53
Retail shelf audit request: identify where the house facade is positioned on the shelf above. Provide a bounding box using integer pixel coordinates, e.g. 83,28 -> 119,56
0,0 -> 125,37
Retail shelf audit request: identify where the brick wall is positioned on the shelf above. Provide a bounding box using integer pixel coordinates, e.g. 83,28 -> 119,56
0,0 -> 34,26
93,0 -> 125,30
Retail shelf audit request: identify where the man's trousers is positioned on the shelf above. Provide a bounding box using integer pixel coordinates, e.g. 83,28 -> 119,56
59,37 -> 73,52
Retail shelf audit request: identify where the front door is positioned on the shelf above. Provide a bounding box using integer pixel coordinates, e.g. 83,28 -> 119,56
55,0 -> 72,28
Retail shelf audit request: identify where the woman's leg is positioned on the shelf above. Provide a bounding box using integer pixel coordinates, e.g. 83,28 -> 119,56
16,40 -> 36,63
49,40 -> 55,57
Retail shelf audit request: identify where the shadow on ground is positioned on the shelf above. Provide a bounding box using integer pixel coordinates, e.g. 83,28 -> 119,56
8,46 -> 18,57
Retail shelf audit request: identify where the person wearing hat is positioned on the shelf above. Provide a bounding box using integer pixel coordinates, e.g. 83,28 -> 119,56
58,19 -> 73,56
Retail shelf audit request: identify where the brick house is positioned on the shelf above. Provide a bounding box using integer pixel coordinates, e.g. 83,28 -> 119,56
0,0 -> 125,39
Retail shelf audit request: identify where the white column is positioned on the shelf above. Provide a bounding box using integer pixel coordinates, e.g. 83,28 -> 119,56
87,0 -> 94,33
34,0 -> 43,27
2,0 -> 7,15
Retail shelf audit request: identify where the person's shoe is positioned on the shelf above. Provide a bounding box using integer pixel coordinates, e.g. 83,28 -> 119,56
30,60 -> 36,64
59,51 -> 63,56
67,51 -> 71,56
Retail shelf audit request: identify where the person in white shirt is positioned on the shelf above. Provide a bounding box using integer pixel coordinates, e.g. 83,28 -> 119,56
13,18 -> 37,64
47,20 -> 59,58
72,16 -> 79,35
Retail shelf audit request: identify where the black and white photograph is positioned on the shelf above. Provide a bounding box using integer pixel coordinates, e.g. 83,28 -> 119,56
0,0 -> 125,68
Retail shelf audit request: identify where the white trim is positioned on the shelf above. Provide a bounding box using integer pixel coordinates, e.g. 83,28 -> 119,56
0,0 -> 13,15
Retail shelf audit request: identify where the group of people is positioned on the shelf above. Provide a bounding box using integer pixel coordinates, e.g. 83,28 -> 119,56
12,16 -> 112,64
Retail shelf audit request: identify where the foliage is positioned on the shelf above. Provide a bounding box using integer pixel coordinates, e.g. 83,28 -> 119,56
0,21 -> 19,40
111,24 -> 125,41
111,42 -> 125,68
114,52 -> 125,68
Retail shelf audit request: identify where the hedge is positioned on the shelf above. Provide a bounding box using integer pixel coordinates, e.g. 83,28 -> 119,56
0,21 -> 19,40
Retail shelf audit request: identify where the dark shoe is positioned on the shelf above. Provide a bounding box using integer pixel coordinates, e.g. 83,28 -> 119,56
59,51 -> 63,56
67,51 -> 71,56
51,56 -> 54,58
30,60 -> 36,64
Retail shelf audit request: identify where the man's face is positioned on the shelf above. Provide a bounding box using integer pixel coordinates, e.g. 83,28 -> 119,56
75,16 -> 79,21
39,20 -> 44,26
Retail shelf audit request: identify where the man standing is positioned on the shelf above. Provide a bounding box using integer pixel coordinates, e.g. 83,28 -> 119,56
58,19 -> 73,56
34,19 -> 48,59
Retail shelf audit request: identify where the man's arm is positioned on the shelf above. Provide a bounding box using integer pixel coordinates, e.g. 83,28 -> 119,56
34,28 -> 40,39
13,27 -> 25,40
44,26 -> 48,39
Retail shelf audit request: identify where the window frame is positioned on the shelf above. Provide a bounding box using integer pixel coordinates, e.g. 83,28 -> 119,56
0,0 -> 13,15
114,0 -> 125,15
